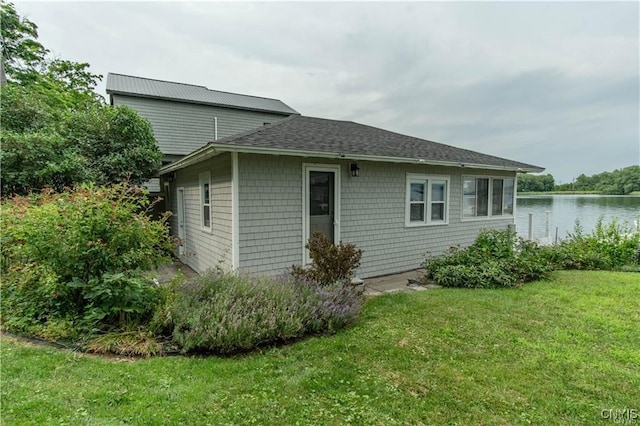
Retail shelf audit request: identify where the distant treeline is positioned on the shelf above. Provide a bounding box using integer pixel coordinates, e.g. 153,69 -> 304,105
517,165 -> 640,195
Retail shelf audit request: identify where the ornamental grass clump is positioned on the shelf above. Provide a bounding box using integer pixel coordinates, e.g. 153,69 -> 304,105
170,271 -> 364,354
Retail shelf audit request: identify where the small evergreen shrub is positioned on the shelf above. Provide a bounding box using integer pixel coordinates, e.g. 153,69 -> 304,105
291,231 -> 363,286
170,271 -> 364,354
0,184 -> 174,339
423,229 -> 552,288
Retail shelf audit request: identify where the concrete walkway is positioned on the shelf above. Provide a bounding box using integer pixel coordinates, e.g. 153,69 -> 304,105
154,260 -> 199,284
363,269 -> 435,296
154,261 -> 437,295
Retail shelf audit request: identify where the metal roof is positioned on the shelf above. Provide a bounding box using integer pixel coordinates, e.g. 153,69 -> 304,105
161,115 -> 544,174
106,73 -> 299,115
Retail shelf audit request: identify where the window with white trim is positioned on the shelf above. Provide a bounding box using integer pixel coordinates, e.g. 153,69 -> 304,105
406,174 -> 449,226
463,176 -> 514,219
199,172 -> 211,230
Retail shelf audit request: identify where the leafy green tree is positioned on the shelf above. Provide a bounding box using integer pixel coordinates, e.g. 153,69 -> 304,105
0,83 -> 54,132
0,1 -> 162,195
62,105 -> 162,185
41,59 -> 103,107
1,89 -> 162,194
0,1 -> 48,85
1,132 -> 89,195
517,173 -> 555,192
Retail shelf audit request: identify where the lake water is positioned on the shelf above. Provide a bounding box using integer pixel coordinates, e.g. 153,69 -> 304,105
515,195 -> 640,242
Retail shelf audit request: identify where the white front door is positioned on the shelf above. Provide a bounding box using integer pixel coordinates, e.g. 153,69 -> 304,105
177,187 -> 186,256
303,164 -> 340,263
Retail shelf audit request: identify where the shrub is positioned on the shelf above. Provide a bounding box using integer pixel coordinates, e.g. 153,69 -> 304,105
423,229 -> 552,288
170,271 -> 364,354
0,184 -> 174,339
553,218 -> 640,270
291,231 -> 363,286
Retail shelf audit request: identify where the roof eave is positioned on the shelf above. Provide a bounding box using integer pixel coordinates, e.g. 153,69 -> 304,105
159,144 -> 544,175
106,90 -> 299,116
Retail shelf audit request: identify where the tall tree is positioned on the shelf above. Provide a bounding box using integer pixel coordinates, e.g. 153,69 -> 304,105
0,1 -> 48,84
0,1 -> 162,196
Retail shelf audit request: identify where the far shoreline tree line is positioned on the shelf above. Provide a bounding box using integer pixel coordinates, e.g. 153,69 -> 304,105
517,165 -> 640,195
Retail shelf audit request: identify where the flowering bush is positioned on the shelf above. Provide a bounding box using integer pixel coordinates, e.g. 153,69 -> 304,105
550,218 -> 640,270
170,271 -> 364,354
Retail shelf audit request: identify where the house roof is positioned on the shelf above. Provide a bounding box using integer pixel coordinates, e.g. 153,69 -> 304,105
160,115 -> 544,174
105,73 -> 299,115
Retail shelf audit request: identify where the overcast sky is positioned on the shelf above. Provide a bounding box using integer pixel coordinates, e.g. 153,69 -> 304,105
14,1 -> 639,183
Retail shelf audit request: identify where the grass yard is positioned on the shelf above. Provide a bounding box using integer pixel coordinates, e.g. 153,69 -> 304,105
2,270 -> 638,425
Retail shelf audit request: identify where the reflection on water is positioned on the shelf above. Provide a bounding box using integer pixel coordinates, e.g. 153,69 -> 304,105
516,195 -> 640,241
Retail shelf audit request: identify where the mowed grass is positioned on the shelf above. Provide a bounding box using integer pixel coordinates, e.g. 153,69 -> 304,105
2,270 -> 638,425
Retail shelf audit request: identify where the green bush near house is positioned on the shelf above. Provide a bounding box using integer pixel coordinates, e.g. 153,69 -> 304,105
0,184 -> 174,340
291,231 -> 363,286
548,218 -> 640,270
424,219 -> 640,289
422,229 -> 553,288
170,271 -> 365,354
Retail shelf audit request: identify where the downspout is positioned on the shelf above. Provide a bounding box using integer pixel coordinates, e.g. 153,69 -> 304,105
214,117 -> 218,141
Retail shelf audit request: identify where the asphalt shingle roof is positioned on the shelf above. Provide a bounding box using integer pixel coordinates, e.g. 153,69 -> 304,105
186,115 -> 542,172
106,73 -> 299,115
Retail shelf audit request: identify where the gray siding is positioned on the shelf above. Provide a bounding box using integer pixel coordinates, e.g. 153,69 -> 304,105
172,153 -> 233,273
237,154 -> 303,276
237,154 -> 516,278
112,95 -> 291,157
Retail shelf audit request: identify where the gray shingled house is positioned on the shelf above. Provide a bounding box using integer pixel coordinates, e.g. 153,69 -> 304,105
159,115 -> 543,278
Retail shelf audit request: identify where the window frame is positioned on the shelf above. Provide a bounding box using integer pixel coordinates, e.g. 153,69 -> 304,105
199,171 -> 212,232
405,174 -> 450,227
462,176 -> 515,221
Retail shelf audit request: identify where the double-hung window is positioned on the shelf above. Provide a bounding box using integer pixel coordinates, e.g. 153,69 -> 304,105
199,172 -> 211,231
463,176 -> 514,219
406,174 -> 449,226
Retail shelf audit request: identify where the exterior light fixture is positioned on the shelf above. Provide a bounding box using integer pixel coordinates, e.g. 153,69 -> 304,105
350,162 -> 360,177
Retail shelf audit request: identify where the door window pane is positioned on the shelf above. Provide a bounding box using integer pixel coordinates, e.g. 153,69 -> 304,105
310,172 -> 331,216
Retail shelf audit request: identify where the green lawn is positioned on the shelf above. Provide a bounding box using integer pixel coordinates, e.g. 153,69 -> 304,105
2,270 -> 638,425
